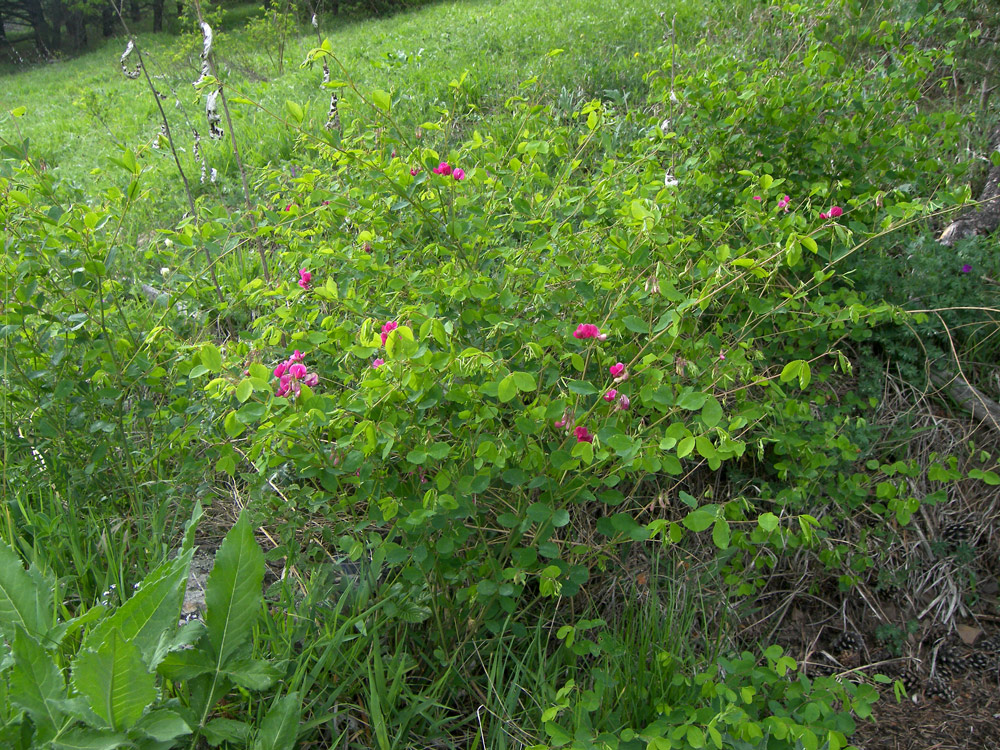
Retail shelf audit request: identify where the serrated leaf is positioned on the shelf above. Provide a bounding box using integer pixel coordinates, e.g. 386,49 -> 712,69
50,728 -> 128,750
11,626 -> 65,733
222,658 -> 279,690
72,628 -> 156,730
203,718 -> 251,746
0,542 -> 46,641
83,548 -> 193,670
205,514 -> 265,665
132,709 -> 192,742
253,693 -> 300,750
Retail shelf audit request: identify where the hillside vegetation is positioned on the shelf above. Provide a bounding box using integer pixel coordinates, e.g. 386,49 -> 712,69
1,1 -> 999,749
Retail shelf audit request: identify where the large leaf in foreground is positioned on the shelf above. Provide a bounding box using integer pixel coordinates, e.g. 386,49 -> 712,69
72,628 -> 156,731
204,514 -> 264,665
10,626 -> 65,735
0,542 -> 47,641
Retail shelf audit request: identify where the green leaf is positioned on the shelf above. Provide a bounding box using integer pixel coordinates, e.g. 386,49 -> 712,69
203,718 -> 252,746
701,397 -> 723,428
10,626 -> 65,733
677,391 -> 708,410
205,514 -> 265,665
253,693 -> 301,750
712,519 -> 731,549
83,546 -> 193,669
511,371 -> 536,392
72,628 -> 156,730
385,326 -> 418,359
498,375 -> 518,403
0,542 -> 49,643
284,100 -> 303,124
50,728 -> 128,750
682,508 -> 716,532
780,360 -> 804,385
758,512 -> 779,532
677,436 -> 695,459
224,411 -> 245,438
567,380 -> 597,396
132,708 -> 191,742
222,658 -> 279,690
201,343 -> 223,373
371,89 -> 392,112
235,379 -> 254,403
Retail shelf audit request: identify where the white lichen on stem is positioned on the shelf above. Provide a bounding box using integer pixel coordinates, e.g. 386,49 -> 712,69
120,40 -> 141,79
195,22 -> 223,139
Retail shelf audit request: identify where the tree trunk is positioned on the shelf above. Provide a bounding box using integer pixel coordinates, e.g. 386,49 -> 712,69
939,125 -> 1000,246
129,0 -> 140,23
153,0 -> 164,31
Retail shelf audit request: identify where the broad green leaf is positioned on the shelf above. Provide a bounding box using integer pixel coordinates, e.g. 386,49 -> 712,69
132,708 -> 191,742
203,718 -> 252,746
701,397 -> 723,428
758,512 -> 780,532
72,628 -> 156,730
385,326 -> 418,359
682,508 -> 716,532
284,100 -> 303,123
497,375 -> 518,403
222,658 -> 279,690
224,411 -> 245,438
50,728 -> 128,750
677,391 -> 708,410
677,436 -> 695,459
371,89 -> 392,112
712,519 -> 731,549
253,692 -> 301,750
235,379 -> 253,403
201,343 -> 222,373
10,626 -> 65,733
205,514 -> 265,665
511,371 -> 536,392
0,542 -> 46,641
83,547 -> 193,669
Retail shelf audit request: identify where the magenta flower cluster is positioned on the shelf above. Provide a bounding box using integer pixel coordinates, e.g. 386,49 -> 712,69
298,269 -> 312,290
380,320 -> 398,346
819,206 -> 843,220
274,350 -> 319,398
433,162 -> 465,181
573,323 -> 607,341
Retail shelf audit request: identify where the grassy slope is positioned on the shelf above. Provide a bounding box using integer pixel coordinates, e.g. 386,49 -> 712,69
1,0 -> 669,227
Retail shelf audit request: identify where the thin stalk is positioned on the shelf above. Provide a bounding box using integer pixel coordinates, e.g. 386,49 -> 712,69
192,0 -> 271,282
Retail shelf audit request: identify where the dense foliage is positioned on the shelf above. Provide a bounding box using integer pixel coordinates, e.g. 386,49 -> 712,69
1,0 -> 998,748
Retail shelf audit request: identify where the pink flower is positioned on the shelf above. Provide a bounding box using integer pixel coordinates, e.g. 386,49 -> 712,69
753,196 -> 762,201
453,168 -> 465,181
372,358 -> 385,368
410,167 -> 420,176
961,264 -> 972,274
285,204 -> 293,212
778,195 -> 791,210
609,362 -> 625,377
820,205 -> 843,220
290,350 -> 304,362
433,162 -> 452,176
574,426 -> 593,443
603,389 -> 618,402
298,269 -> 312,290
274,362 -> 288,378
573,324 -> 606,341
303,372 -> 319,387
616,394 -> 630,411
380,320 -> 399,346
719,350 -> 726,361
289,363 -> 307,379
